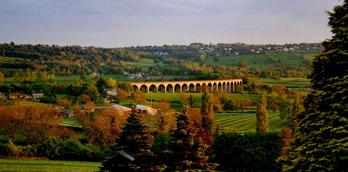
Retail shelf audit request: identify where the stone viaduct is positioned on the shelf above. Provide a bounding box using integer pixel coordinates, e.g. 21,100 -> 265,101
130,79 -> 243,93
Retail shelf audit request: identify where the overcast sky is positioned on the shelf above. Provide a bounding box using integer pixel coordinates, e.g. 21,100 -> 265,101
0,0 -> 341,47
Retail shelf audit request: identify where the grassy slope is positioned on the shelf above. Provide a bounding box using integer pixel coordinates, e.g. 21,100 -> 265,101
0,56 -> 25,62
0,159 -> 101,172
206,52 -> 317,68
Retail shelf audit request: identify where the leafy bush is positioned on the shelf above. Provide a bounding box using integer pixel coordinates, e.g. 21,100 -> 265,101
37,138 -> 104,161
18,145 -> 36,157
0,143 -> 10,156
214,132 -> 282,171
60,139 -> 84,160
82,144 -> 105,161
37,137 -> 63,159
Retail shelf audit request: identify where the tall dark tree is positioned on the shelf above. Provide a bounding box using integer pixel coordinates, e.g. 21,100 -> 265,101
256,93 -> 269,133
103,111 -> 162,171
96,77 -> 111,98
118,111 -> 153,154
201,91 -> 214,134
284,1 -> 348,171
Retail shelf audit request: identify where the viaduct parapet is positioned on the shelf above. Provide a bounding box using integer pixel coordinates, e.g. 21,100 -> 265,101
130,79 -> 242,93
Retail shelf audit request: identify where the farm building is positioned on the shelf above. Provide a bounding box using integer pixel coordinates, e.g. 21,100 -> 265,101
135,104 -> 157,115
32,92 -> 44,101
111,104 -> 131,111
95,104 -> 132,114
106,89 -> 118,96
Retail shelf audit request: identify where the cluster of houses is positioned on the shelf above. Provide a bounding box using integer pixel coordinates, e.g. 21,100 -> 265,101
122,71 -> 150,80
196,43 -> 321,55
0,92 -> 44,101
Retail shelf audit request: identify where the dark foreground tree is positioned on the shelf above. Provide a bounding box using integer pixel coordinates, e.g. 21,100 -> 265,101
102,111 -> 165,171
256,93 -> 269,133
117,112 -> 152,154
283,1 -> 348,171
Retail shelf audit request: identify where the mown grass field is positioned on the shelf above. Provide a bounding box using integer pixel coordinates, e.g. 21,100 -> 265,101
61,118 -> 82,128
0,159 -> 101,172
125,58 -> 166,68
215,111 -> 289,133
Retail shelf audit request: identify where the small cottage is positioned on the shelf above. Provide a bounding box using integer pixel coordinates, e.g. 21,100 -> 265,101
135,104 -> 157,115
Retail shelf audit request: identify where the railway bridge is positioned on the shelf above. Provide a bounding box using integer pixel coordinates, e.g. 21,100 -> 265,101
130,79 -> 242,93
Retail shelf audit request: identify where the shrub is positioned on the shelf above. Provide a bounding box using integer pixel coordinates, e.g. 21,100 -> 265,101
37,137 -> 63,159
6,139 -> 20,156
60,139 -> 84,160
214,132 -> 282,171
37,138 -> 104,161
0,143 -> 10,156
19,145 -> 36,157
83,144 -> 105,161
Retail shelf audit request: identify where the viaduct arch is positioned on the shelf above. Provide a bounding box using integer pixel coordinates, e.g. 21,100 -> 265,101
131,79 -> 242,93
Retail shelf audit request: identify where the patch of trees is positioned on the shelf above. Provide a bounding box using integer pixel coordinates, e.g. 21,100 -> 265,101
0,43 -> 140,75
1,42 -> 315,78
0,105 -> 68,144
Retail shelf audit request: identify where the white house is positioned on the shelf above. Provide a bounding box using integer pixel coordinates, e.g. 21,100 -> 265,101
106,89 -> 118,96
32,92 -> 44,101
95,104 -> 131,114
135,104 -> 157,115
112,104 -> 131,112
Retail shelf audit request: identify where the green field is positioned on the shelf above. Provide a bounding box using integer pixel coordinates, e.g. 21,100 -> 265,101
53,74 -> 130,84
0,56 -> 25,63
126,58 -> 165,68
61,118 -> 82,128
206,52 -> 317,68
144,92 -> 258,109
260,78 -> 310,88
0,159 -> 101,172
215,111 -> 289,133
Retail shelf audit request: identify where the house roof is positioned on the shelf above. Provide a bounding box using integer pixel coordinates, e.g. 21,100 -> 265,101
112,104 -> 131,111
95,104 -> 131,111
136,104 -> 154,111
118,150 -> 135,161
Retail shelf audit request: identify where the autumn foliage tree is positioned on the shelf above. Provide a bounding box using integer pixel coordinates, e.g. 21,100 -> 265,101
0,105 -> 64,144
256,94 -> 269,133
201,91 -> 214,134
0,105 -> 22,140
86,108 -> 129,148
